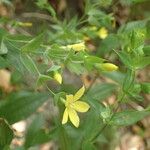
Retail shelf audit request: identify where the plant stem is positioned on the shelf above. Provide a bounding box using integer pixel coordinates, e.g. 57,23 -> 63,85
91,93 -> 125,142
85,73 -> 99,94
46,85 -> 56,96
91,68 -> 136,142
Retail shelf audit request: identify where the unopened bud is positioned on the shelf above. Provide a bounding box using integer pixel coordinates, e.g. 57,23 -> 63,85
100,63 -> 118,71
18,22 -> 33,27
97,27 -> 108,39
66,42 -> 85,52
54,72 -> 62,84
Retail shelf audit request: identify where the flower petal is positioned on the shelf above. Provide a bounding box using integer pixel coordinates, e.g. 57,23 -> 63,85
62,108 -> 68,124
72,101 -> 90,112
74,86 -> 85,101
68,108 -> 79,127
66,94 -> 74,105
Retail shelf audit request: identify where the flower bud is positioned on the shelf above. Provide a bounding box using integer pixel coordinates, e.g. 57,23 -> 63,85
18,22 -> 32,27
83,36 -> 90,41
100,63 -> 118,71
54,72 -> 62,84
89,26 -> 97,31
97,27 -> 108,39
67,42 -> 85,52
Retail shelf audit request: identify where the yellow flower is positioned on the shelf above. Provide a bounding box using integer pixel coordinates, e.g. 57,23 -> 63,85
66,42 -> 86,52
62,86 -> 90,127
101,63 -> 118,71
97,27 -> 108,39
54,72 -> 62,84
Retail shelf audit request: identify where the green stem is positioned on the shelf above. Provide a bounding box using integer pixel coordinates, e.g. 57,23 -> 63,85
91,93 -> 125,142
91,68 -> 136,142
46,85 -> 56,96
60,97 -> 66,104
85,73 -> 99,94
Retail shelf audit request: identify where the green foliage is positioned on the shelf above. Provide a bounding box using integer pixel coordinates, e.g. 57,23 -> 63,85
24,114 -> 52,148
20,54 -> 39,74
21,33 -> 44,52
87,83 -> 117,101
141,82 -> 150,94
0,119 -> 13,149
111,109 -> 150,126
0,40 -> 8,54
36,0 -> 56,18
0,0 -> 150,149
0,92 -> 49,124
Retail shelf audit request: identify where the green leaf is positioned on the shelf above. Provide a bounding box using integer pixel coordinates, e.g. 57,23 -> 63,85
20,54 -> 39,74
0,56 -> 9,68
143,46 -> 150,56
0,40 -> 8,54
116,51 -> 133,69
25,114 -> 52,148
6,42 -> 27,73
84,56 -> 105,70
81,99 -> 105,142
98,34 -> 121,55
86,83 -> 117,101
47,65 -> 61,72
0,92 -> 49,124
123,69 -> 135,92
6,34 -> 32,43
119,20 -> 147,33
129,30 -> 146,50
0,119 -> 13,148
125,0 -> 148,4
36,0 -> 56,18
54,92 -> 66,105
14,147 -> 25,150
87,9 -> 112,26
99,0 -> 112,7
103,71 -> 125,84
133,56 -> 150,69
47,45 -> 68,60
67,62 -> 85,75
141,82 -> 150,94
21,33 -> 44,52
110,110 -> 150,126
36,74 -> 52,86
82,141 -> 96,150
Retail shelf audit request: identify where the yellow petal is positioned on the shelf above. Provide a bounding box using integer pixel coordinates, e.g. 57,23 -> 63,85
74,86 -> 85,101
62,108 -> 68,124
68,108 -> 79,127
72,101 -> 90,112
66,94 -> 74,105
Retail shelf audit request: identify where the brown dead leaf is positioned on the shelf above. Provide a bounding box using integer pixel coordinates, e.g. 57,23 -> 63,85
0,69 -> 13,92
58,0 -> 67,13
81,74 -> 92,88
0,4 -> 8,17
